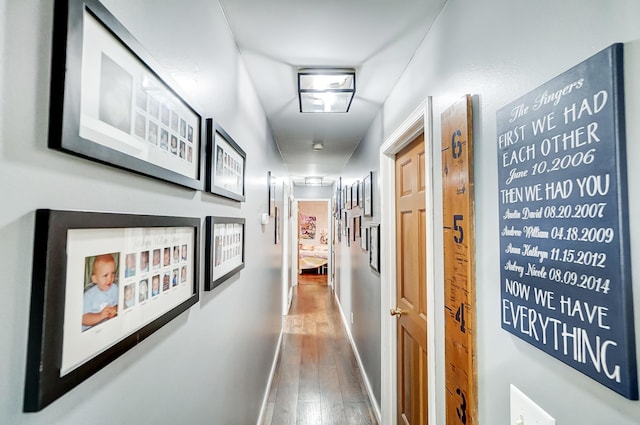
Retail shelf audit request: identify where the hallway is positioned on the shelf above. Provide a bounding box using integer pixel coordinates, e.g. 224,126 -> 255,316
262,275 -> 378,425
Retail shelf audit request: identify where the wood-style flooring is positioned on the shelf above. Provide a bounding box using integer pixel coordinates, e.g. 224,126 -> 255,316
262,274 -> 379,425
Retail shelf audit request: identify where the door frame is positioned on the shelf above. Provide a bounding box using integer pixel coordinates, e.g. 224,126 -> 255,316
379,99 -> 438,425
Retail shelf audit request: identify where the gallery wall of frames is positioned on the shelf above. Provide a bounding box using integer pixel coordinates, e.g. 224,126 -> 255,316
24,0 -> 277,412
333,172 -> 379,273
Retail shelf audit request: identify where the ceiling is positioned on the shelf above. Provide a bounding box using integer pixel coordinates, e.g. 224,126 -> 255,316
218,0 -> 447,186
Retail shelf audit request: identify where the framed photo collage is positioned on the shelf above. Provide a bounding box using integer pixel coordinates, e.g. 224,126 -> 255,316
25,0 -> 251,413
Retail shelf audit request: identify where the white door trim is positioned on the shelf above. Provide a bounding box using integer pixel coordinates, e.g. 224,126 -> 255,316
379,98 -> 438,425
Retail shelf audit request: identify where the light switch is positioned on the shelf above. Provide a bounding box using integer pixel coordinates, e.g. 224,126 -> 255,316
510,384 -> 555,425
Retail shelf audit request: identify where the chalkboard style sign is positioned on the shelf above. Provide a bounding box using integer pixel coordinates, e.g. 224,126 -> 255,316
497,44 -> 637,399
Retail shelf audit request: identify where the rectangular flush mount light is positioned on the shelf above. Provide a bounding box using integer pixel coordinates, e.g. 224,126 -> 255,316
298,69 -> 355,113
305,177 -> 323,186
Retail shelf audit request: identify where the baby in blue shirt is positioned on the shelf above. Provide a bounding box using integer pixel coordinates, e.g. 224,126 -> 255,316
82,254 -> 119,331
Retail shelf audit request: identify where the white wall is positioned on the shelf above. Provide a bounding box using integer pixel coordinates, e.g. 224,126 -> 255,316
293,184 -> 333,199
334,158 -> 383,408
0,0 -> 285,424
339,0 -> 640,423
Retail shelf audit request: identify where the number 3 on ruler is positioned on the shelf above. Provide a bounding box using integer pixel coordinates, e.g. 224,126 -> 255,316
456,387 -> 467,424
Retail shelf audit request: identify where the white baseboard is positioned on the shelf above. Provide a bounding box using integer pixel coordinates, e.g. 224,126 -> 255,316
334,293 -> 383,424
256,327 -> 284,425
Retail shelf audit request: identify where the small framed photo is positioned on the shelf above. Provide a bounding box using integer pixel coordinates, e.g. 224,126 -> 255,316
358,180 -> 364,208
335,177 -> 342,218
24,210 -> 199,412
361,227 -> 369,251
351,181 -> 359,209
48,0 -> 205,190
205,216 -> 245,291
268,171 -> 277,217
353,216 -> 359,241
206,119 -> 246,201
343,211 -> 348,236
369,223 -> 380,272
363,171 -> 373,217
275,207 -> 281,244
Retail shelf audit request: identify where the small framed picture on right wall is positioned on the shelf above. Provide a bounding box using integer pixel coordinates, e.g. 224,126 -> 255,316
369,223 -> 380,272
363,171 -> 373,217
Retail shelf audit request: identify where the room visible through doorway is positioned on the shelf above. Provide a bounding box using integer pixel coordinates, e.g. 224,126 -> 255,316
298,200 -> 329,284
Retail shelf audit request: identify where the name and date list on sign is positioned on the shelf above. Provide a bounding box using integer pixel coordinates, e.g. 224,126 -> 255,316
496,44 -> 637,399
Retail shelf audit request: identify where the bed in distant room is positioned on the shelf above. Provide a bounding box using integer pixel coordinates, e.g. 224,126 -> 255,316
298,243 -> 328,273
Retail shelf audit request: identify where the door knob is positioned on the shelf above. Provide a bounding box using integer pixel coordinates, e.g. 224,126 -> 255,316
390,307 -> 405,317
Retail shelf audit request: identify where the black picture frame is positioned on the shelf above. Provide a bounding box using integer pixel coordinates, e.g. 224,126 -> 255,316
369,223 -> 380,272
206,119 -> 246,201
24,209 -> 200,412
358,180 -> 364,208
351,181 -> 359,209
343,211 -> 348,236
335,177 -> 342,218
268,171 -> 276,217
275,207 -> 281,244
363,171 -> 373,217
353,216 -> 359,241
361,227 -> 369,251
346,184 -> 352,210
48,0 -> 205,190
204,216 -> 245,291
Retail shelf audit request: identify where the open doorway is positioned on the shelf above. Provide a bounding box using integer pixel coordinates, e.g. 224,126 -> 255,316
297,200 -> 329,285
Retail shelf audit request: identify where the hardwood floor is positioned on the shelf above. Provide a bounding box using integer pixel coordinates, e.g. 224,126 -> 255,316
262,276 -> 378,425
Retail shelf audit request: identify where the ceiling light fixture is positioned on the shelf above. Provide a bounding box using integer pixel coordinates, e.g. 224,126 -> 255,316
312,141 -> 324,151
305,177 -> 323,186
298,68 -> 356,113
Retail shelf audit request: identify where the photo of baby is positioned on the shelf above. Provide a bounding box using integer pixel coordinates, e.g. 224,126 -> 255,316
123,283 -> 135,310
172,269 -> 178,287
82,253 -> 119,332
140,250 -> 149,273
181,266 -> 187,283
151,274 -> 160,297
160,129 -> 168,150
162,272 -> 170,291
138,279 -> 148,303
181,244 -> 188,261
124,252 -> 136,278
163,247 -> 170,267
152,248 -> 161,269
173,245 -> 180,264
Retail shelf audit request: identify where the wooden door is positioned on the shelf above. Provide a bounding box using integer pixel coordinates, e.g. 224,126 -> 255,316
394,133 -> 428,424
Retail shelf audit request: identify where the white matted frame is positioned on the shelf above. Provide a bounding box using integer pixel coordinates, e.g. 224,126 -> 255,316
24,210 -> 200,412
206,120 -> 246,201
379,99 -> 438,425
204,216 -> 245,290
48,0 -> 205,190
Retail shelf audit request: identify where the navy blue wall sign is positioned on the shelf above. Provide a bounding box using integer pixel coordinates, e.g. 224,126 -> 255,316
497,44 -> 637,399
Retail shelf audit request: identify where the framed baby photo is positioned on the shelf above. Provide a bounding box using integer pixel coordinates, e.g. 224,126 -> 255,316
204,216 -> 245,291
24,210 -> 200,412
48,0 -> 205,190
206,119 -> 246,201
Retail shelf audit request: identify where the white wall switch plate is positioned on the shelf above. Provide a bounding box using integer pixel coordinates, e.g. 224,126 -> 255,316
510,384 -> 555,425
